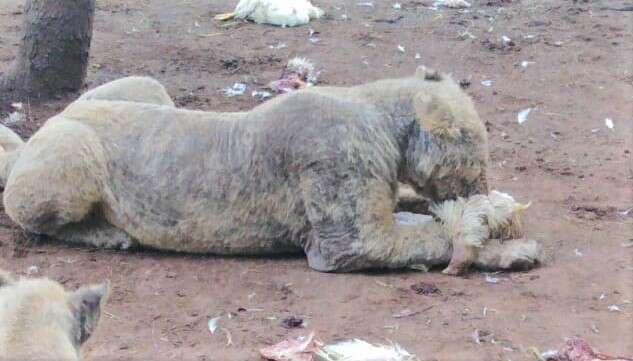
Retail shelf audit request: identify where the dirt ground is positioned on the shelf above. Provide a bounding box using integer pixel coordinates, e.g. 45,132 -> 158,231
1,0 -> 632,360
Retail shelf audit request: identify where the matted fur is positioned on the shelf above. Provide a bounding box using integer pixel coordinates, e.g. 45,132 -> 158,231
0,270 -> 109,361
0,72 -> 538,272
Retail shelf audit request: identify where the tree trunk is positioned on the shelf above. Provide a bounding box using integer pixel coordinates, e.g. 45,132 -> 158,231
0,0 -> 95,103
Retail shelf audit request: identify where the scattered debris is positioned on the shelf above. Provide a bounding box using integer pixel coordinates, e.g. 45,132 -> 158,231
223,83 -> 247,97
252,90 -> 273,101
308,28 -> 320,43
518,108 -> 533,124
600,5 -> 633,12
375,280 -> 394,288
472,329 -> 494,344
221,0 -> 324,27
282,316 -> 305,329
482,307 -> 497,317
208,316 -> 221,334
481,79 -> 493,87
410,281 -> 440,295
373,15 -> 405,24
261,334 -> 420,361
435,0 -> 471,9
26,265 -> 39,275
214,12 -> 235,21
533,337 -> 633,361
544,40 -> 564,47
482,37 -> 519,52
619,208 -> 632,216
392,309 -> 420,318
605,118 -> 614,130
531,349 -> 562,360
260,332 -> 317,361
269,57 -> 319,93
269,42 -> 288,50
459,30 -> 477,40
607,305 -> 621,312
315,339 -> 418,361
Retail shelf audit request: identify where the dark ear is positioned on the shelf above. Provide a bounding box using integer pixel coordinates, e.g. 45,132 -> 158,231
71,281 -> 110,344
415,65 -> 442,81
0,270 -> 14,288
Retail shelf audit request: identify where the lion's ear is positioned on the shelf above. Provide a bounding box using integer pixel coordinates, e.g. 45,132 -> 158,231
413,92 -> 461,141
415,65 -> 442,81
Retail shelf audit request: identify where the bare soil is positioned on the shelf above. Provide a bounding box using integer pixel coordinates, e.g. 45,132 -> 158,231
1,0 -> 632,360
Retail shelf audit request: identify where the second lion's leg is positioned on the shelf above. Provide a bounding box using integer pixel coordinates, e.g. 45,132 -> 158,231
52,217 -> 137,250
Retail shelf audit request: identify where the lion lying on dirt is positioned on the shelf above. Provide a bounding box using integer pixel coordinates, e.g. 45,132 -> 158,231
0,270 -> 108,361
0,69 -> 540,273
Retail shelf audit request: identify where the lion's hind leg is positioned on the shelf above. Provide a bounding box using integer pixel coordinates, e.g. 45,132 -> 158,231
3,119 -> 110,248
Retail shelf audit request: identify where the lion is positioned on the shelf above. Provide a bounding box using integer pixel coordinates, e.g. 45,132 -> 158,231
0,270 -> 109,361
0,69 -> 540,273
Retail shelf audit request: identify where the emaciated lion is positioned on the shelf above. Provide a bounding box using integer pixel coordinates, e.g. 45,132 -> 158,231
0,69 -> 540,273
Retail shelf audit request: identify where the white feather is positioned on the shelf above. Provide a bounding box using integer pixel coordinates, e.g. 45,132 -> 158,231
517,108 -> 532,124
315,339 -> 418,361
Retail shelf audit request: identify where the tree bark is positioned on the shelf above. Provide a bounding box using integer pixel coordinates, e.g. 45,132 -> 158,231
0,0 -> 95,103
